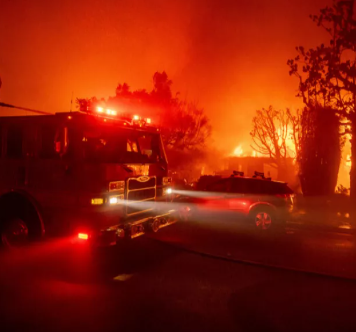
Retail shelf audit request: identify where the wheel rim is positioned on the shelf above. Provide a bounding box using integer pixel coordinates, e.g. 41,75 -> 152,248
1,218 -> 29,247
255,212 -> 272,230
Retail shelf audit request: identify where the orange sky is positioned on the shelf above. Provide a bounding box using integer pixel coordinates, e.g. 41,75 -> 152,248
0,0 -> 333,153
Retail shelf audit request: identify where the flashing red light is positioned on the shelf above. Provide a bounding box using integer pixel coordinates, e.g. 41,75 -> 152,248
78,233 -> 89,240
97,107 -> 104,113
107,109 -> 116,116
68,115 -> 72,120
133,115 -> 139,120
146,118 -> 151,124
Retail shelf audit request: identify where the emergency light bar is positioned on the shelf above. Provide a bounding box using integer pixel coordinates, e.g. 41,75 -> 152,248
78,100 -> 153,127
95,106 -> 118,117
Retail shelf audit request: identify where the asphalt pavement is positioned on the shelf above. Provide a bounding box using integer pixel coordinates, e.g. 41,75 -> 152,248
150,218 -> 356,279
1,218 -> 356,332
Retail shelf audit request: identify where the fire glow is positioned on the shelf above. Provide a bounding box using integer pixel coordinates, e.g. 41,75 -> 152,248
233,146 -> 243,157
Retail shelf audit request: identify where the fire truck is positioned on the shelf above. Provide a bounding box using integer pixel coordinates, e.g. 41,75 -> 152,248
0,102 -> 175,247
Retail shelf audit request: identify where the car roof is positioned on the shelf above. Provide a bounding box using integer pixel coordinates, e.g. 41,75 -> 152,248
226,176 -> 287,185
203,175 -> 294,194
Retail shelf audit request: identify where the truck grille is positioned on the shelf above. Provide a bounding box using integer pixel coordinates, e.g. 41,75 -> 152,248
127,188 -> 156,201
128,177 -> 156,190
126,177 -> 156,216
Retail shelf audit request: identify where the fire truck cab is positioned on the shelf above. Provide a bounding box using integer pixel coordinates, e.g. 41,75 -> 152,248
0,107 -> 175,247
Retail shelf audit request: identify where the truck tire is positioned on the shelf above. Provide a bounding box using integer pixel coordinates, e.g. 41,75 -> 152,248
1,217 -> 29,248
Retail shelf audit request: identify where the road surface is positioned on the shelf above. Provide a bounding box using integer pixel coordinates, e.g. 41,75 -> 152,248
1,219 -> 356,332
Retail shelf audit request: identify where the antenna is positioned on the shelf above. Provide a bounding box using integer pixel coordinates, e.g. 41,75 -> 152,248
0,102 -> 52,115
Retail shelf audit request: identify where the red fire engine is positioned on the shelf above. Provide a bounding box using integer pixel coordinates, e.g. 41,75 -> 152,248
0,102 -> 175,247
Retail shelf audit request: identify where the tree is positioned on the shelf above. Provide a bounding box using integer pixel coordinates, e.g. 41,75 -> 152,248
250,106 -> 300,165
161,100 -> 211,150
151,71 -> 172,103
76,72 -> 211,153
298,106 -> 343,195
108,72 -> 211,151
76,97 -> 100,112
288,0 -> 356,197
115,83 -> 131,97
250,105 -> 342,194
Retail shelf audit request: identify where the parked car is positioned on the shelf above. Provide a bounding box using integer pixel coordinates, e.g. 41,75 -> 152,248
176,172 -> 294,230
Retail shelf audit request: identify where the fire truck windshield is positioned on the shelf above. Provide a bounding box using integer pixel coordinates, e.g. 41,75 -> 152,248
80,126 -> 163,164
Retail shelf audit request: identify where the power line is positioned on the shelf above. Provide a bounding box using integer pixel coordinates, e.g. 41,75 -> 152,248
0,102 -> 52,115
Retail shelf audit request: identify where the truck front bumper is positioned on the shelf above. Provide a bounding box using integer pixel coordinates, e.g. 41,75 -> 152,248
74,207 -> 178,246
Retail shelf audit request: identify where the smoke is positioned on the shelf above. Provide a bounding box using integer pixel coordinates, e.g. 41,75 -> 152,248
1,0 -> 328,148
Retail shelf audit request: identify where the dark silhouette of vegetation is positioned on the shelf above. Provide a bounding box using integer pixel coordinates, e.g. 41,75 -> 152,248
77,72 -> 211,171
151,71 -> 172,103
104,72 -> 211,151
250,104 -> 342,195
288,0 -> 356,197
298,106 -> 343,196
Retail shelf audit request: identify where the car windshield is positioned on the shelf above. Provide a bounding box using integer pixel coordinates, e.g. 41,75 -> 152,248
206,178 -> 294,195
80,126 -> 163,163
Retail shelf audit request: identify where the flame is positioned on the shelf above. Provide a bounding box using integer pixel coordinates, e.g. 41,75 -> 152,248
233,146 -> 243,157
346,154 -> 351,168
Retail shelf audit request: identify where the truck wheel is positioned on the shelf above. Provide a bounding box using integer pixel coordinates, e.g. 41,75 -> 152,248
1,218 -> 29,248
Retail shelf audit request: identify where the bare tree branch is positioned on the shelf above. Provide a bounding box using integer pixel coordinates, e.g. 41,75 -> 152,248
251,106 -> 300,166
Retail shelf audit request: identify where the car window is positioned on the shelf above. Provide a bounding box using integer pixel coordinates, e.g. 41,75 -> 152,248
197,176 -> 222,191
244,179 -> 263,194
270,182 -> 294,195
243,179 -> 293,195
231,178 -> 247,193
207,179 -> 230,192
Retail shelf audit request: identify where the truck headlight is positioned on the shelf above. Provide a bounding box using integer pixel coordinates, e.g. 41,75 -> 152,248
109,195 -> 124,205
164,187 -> 172,195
